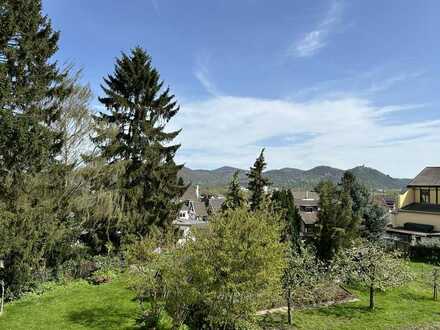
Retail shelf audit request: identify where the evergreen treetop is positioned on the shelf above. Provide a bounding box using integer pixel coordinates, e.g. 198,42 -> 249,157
247,149 -> 270,211
93,47 -> 186,235
0,0 -> 70,174
222,170 -> 245,211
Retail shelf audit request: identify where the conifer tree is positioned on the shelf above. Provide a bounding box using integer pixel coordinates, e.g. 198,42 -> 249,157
0,0 -> 73,297
93,47 -> 186,238
340,171 -> 370,216
0,0 -> 69,175
272,189 -> 302,249
314,181 -> 359,261
222,170 -> 245,211
247,149 -> 270,211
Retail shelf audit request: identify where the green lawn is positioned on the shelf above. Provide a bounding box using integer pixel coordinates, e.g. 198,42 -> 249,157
0,262 -> 439,329
0,278 -> 139,330
260,262 -> 440,330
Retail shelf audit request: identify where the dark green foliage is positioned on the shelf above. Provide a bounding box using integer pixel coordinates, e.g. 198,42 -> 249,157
0,0 -> 70,174
272,189 -> 301,249
340,171 -> 370,216
222,170 -> 245,211
92,48 -> 186,240
314,181 -> 360,261
363,204 -> 389,241
247,149 -> 270,211
0,0 -> 74,298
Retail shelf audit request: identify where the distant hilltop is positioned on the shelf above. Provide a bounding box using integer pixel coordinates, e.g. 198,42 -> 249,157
179,165 -> 410,190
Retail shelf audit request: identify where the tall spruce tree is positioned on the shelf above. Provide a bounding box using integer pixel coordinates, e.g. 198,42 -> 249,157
0,0 -> 73,297
222,170 -> 245,211
93,48 -> 186,238
247,149 -> 270,211
0,0 -> 69,175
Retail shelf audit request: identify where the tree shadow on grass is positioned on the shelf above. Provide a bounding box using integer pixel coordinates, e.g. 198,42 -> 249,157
398,291 -> 433,302
313,304 -> 374,318
67,306 -> 140,330
258,312 -> 291,329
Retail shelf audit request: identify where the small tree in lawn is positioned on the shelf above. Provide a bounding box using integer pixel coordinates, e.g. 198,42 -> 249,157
283,246 -> 322,325
433,267 -> 440,301
222,170 -> 245,211
247,149 -> 270,211
342,242 -> 412,310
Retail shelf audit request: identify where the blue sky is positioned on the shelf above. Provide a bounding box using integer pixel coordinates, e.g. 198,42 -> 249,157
43,0 -> 440,177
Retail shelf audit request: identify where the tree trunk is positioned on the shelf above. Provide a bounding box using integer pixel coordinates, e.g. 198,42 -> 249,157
434,283 -> 437,301
369,284 -> 375,310
287,288 -> 292,325
0,280 -> 4,316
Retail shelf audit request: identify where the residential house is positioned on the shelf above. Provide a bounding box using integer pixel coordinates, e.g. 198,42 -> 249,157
174,185 -> 208,237
207,196 -> 225,214
388,167 -> 440,244
292,191 -> 320,237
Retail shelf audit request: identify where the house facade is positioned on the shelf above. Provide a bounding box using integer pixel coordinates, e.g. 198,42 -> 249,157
389,167 -> 440,241
173,186 -> 208,237
292,191 -> 319,237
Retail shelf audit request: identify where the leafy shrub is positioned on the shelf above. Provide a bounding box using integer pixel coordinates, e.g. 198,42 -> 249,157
128,207 -> 286,329
410,239 -> 440,263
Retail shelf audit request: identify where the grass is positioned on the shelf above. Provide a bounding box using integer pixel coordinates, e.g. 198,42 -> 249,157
0,262 -> 439,329
260,262 -> 440,329
0,277 -> 139,330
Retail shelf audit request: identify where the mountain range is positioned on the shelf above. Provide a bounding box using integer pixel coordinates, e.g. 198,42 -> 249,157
179,165 -> 410,190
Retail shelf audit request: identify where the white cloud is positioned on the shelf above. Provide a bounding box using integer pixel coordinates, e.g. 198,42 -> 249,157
289,1 -> 343,58
171,95 -> 440,177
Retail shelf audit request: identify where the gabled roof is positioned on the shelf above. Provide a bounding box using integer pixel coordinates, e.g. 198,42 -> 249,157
208,197 -> 225,213
407,167 -> 440,187
193,201 -> 208,217
181,186 -> 198,201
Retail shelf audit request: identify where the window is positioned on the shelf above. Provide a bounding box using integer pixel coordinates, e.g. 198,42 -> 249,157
420,189 -> 430,204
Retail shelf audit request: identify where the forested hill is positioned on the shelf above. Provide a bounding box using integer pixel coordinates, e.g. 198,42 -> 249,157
179,165 -> 410,190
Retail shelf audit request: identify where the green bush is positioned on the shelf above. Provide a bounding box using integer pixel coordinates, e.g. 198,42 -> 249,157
129,207 -> 286,329
410,239 -> 440,263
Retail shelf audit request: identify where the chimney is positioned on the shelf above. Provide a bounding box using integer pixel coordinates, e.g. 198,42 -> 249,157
196,185 -> 200,200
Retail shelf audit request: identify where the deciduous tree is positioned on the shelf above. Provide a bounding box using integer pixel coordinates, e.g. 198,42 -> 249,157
340,242 -> 412,309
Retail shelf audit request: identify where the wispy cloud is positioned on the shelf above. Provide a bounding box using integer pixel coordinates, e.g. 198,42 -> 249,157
365,71 -> 424,94
289,1 -> 343,58
193,53 -> 221,96
290,67 -> 425,101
